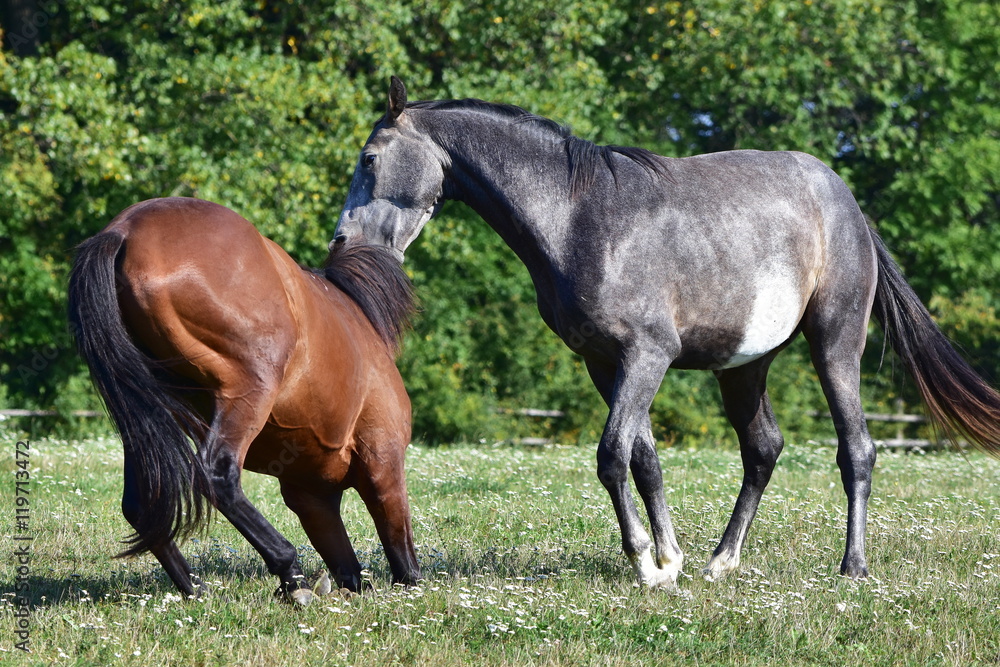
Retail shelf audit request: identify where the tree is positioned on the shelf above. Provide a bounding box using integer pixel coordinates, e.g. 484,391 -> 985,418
2,0 -> 996,444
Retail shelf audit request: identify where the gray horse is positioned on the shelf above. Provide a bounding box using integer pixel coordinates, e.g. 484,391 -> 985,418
334,77 -> 1000,588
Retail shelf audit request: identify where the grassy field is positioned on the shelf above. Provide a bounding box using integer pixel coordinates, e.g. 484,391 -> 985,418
2,434 -> 999,666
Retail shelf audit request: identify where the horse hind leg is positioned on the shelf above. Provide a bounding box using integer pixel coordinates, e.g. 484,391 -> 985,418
201,405 -> 313,604
121,451 -> 206,597
806,341 -> 875,578
803,296 -> 876,578
705,355 -> 784,581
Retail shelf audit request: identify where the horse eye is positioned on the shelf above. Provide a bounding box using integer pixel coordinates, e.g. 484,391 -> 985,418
362,153 -> 376,169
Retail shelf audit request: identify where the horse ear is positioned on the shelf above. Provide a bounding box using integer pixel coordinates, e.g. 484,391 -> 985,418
387,76 -> 407,123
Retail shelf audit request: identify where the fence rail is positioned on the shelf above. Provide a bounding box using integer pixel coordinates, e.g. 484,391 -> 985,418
806,407 -> 948,451
0,406 -> 948,450
0,409 -> 105,418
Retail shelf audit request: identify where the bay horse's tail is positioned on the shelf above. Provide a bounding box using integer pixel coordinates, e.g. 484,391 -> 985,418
68,231 -> 213,557
868,227 -> 1000,456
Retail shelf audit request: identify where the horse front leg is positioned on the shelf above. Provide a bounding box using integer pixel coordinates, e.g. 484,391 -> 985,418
354,460 -> 421,588
280,484 -> 365,592
591,349 -> 682,589
630,416 -> 684,582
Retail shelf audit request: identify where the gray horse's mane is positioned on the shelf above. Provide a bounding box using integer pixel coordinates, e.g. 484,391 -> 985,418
406,99 -> 671,197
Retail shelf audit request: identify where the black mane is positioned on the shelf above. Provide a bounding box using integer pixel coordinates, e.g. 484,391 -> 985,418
319,244 -> 414,354
406,98 -> 671,196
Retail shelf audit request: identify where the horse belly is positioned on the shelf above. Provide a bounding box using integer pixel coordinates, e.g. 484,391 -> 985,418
721,263 -> 806,368
245,425 -> 353,485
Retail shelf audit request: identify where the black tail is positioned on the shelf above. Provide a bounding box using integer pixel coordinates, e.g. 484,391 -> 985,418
869,227 -> 1000,457
67,232 -> 213,556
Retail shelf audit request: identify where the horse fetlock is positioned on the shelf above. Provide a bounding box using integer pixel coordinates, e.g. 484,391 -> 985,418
652,534 -> 684,574
332,568 -> 363,593
394,568 -> 422,587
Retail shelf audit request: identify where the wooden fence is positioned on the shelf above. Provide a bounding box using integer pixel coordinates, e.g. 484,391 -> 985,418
806,404 -> 946,451
2,405 -> 944,450
0,409 -> 105,418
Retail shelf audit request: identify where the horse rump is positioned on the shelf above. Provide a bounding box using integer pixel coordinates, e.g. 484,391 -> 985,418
67,231 -> 214,556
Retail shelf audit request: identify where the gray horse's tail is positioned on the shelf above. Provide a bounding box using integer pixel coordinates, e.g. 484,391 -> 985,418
868,227 -> 1000,457
68,231 -> 214,556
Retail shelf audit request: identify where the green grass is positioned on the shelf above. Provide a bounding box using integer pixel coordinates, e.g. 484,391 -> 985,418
2,434 -> 1000,665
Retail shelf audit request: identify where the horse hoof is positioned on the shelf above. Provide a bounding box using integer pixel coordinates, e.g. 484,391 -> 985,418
288,588 -> 315,607
313,571 -> 332,597
630,550 -> 682,591
703,552 -> 740,582
840,554 -> 870,579
636,565 -> 681,592
840,564 -> 870,580
645,575 -> 681,593
186,575 -> 210,600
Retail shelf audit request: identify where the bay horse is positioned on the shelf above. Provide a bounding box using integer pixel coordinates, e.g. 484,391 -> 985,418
68,197 -> 420,605
333,77 -> 1000,588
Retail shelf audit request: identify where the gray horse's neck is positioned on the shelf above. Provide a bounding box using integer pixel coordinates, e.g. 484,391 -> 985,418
416,109 -> 574,278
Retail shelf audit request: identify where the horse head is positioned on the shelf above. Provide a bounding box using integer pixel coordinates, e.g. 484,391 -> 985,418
333,77 -> 447,260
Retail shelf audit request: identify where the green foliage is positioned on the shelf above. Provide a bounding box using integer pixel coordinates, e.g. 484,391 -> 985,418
929,289 -> 1000,382
400,206 -> 609,444
1,0 -> 997,444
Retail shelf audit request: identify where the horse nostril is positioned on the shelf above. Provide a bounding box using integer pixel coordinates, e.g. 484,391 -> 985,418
333,234 -> 348,246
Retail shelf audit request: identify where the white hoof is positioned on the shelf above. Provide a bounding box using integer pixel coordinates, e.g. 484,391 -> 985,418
703,552 -> 740,582
631,549 -> 682,590
288,588 -> 315,607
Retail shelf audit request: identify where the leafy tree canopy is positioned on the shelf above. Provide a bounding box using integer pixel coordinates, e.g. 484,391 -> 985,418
2,0 -> 997,444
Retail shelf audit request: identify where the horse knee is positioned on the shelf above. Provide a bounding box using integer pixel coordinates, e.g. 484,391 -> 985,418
837,439 -> 876,472
747,437 -> 783,473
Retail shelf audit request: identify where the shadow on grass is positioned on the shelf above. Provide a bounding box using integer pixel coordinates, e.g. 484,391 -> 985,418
409,541 -> 628,586
21,538 -> 323,609
23,536 -> 630,611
